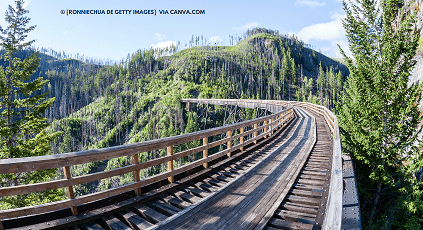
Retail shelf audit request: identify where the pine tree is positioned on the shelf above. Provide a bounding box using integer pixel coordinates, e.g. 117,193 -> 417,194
184,112 -> 200,149
317,62 -> 324,104
0,0 -> 63,208
338,0 -> 423,227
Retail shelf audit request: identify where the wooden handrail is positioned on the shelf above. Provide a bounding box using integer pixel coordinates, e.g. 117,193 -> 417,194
0,107 -> 288,174
0,115 -> 290,198
0,100 -> 294,221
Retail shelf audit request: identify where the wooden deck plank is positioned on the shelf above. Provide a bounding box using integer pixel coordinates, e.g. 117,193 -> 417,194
132,204 -> 168,224
298,174 -> 326,180
203,178 -> 227,187
183,186 -> 211,198
219,170 -> 238,178
296,179 -> 324,186
83,221 -> 104,230
210,174 -> 232,182
147,200 -> 180,216
119,209 -> 154,230
268,218 -> 313,230
102,215 -> 131,230
190,181 -> 219,192
285,195 -> 320,206
171,189 -> 202,204
293,183 -> 323,191
281,202 -> 318,215
289,189 -> 322,198
159,194 -> 192,209
274,209 -> 316,221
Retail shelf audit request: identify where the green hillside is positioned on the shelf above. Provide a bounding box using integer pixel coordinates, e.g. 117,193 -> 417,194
2,28 -> 349,201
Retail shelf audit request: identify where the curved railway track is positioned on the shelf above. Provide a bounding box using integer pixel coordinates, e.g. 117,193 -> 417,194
0,99 -> 356,230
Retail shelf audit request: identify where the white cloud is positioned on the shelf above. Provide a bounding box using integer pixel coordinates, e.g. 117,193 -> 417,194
296,13 -> 345,43
63,31 -> 68,34
209,36 -> 222,44
293,12 -> 352,58
151,40 -> 177,50
233,22 -> 259,31
296,0 -> 326,7
154,33 -> 165,41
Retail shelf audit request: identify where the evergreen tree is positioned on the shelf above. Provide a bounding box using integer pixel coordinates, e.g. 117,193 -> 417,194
184,112 -> 200,150
317,62 -> 324,104
0,0 -> 63,208
338,0 -> 423,227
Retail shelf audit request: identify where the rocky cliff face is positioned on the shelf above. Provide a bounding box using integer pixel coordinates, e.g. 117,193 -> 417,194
404,0 -> 423,84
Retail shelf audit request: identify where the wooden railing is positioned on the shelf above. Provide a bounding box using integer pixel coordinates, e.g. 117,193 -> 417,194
0,100 -> 294,228
182,99 -> 343,230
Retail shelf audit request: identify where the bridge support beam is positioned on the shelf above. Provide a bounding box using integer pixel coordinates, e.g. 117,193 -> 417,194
167,146 -> 174,183
227,131 -> 232,158
63,166 -> 78,215
132,154 -> 141,195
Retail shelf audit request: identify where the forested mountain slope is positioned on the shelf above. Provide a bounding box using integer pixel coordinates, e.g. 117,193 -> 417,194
1,29 -> 349,197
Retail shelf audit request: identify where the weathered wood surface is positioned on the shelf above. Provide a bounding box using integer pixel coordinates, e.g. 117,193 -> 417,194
154,108 -> 315,230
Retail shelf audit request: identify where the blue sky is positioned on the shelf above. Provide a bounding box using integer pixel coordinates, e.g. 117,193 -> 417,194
0,0 -> 351,63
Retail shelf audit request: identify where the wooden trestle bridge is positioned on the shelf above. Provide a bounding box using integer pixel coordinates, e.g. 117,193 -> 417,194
0,99 -> 361,230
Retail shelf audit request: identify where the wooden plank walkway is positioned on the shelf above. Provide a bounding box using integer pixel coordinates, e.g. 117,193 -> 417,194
155,108 -> 316,230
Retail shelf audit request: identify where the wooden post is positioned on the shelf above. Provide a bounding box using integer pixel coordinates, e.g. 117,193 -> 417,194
271,117 -> 274,135
203,137 -> 208,168
132,153 -> 141,195
254,123 -> 258,144
269,118 -> 272,132
0,220 -> 4,230
264,120 -> 268,138
167,146 -> 174,183
187,102 -> 190,111
227,130 -> 232,158
240,127 -> 244,151
63,166 -> 78,215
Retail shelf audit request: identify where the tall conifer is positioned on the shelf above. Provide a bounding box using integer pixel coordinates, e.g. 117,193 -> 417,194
0,0 -> 63,208
338,0 -> 423,227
